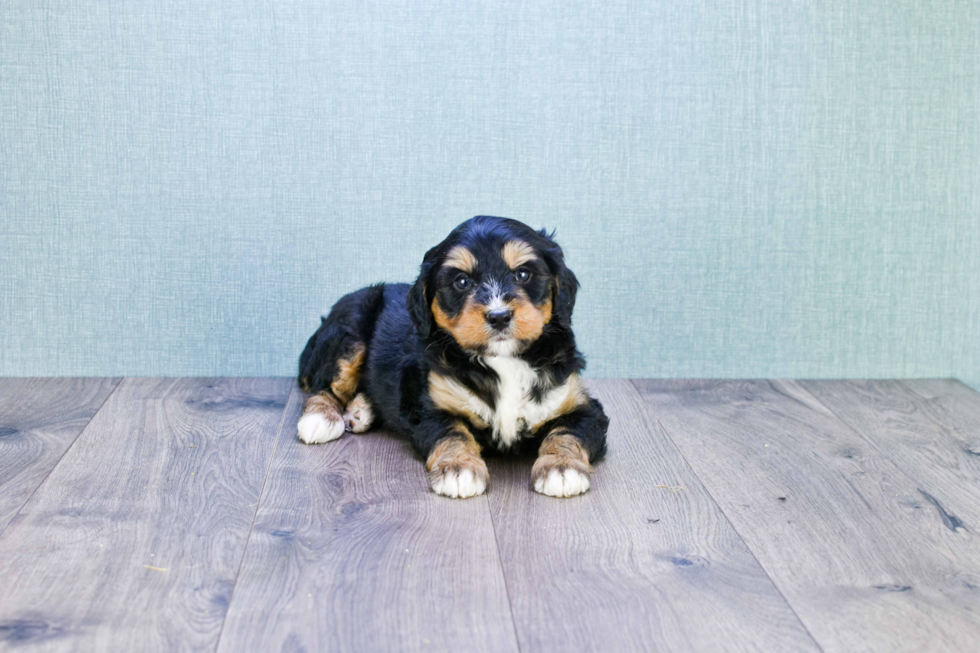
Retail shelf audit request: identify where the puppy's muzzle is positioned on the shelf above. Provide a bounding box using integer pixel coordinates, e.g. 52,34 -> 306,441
485,308 -> 513,331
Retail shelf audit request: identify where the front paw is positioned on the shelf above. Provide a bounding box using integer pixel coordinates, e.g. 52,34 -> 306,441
297,411 -> 345,444
430,464 -> 488,499
532,431 -> 594,497
426,436 -> 489,499
532,460 -> 591,497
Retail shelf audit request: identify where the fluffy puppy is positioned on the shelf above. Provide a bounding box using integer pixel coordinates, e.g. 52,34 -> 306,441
297,216 -> 608,498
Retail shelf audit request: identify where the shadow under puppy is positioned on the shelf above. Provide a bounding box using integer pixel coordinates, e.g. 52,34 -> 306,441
297,216 -> 608,498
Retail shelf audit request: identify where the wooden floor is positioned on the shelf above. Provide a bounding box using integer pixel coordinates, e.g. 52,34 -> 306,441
1,379 -> 979,652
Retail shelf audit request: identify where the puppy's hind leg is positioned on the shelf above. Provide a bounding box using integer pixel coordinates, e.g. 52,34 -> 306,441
298,392 -> 346,444
298,342 -> 367,444
298,284 -> 385,444
343,392 -> 374,433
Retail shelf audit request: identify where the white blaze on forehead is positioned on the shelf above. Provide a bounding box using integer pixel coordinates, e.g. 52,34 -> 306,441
483,280 -> 507,312
481,279 -> 519,357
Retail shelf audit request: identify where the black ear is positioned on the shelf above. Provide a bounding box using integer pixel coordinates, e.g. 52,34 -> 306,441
408,259 -> 435,339
553,264 -> 579,328
539,230 -> 579,328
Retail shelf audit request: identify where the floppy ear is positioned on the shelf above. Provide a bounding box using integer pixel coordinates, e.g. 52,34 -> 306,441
408,259 -> 435,339
553,263 -> 579,328
539,230 -> 579,328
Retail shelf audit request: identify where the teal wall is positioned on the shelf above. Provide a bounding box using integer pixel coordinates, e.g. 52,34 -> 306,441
2,1 -> 978,388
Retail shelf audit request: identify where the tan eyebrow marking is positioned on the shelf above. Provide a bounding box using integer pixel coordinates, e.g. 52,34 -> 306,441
444,246 -> 477,273
502,240 -> 538,269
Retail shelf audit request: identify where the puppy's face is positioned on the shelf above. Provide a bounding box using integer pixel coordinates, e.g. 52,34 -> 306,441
409,216 -> 578,356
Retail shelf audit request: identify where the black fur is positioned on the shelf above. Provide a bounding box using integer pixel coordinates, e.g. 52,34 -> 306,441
298,216 -> 608,462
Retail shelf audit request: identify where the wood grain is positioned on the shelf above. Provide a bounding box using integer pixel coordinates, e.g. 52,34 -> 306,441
801,379 -> 980,533
487,379 -> 819,652
0,377 -> 291,651
634,379 -> 980,653
217,382 -> 519,653
0,377 -> 121,534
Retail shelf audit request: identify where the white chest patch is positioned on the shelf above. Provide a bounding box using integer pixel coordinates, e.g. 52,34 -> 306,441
480,357 -> 582,448
427,359 -> 586,449
483,356 -> 539,448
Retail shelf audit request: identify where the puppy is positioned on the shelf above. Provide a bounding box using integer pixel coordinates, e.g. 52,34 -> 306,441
297,216 -> 608,498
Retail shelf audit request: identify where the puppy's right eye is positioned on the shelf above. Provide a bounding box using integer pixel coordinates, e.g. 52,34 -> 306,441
454,275 -> 471,290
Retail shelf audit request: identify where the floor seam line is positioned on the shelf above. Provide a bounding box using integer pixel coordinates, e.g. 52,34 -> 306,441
628,379 -> 827,653
0,376 -> 124,541
485,491 -> 524,653
212,380 -> 294,653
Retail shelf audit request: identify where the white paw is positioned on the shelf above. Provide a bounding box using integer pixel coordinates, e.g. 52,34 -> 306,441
430,468 -> 487,499
343,393 -> 374,433
297,412 -> 345,444
534,468 -> 591,497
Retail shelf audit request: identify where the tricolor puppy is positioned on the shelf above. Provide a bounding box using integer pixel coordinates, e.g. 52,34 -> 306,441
297,216 -> 608,498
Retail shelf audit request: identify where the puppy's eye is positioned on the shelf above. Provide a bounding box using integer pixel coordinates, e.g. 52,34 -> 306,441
454,275 -> 471,290
515,268 -> 531,282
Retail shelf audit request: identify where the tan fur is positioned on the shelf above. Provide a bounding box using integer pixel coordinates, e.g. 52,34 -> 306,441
428,372 -> 490,429
444,245 -> 477,273
531,430 -> 593,486
530,373 -> 589,433
502,240 -> 538,269
432,296 -> 492,349
302,391 -> 344,423
426,422 -> 489,487
508,291 -> 547,342
329,344 -> 365,403
539,296 -> 553,325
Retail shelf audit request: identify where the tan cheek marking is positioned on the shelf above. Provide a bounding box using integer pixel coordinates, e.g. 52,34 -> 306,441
329,344 -> 365,403
508,290 -> 547,342
530,374 -> 590,433
432,296 -> 491,348
428,372 -> 490,429
510,299 -> 545,341
540,296 -> 553,325
444,246 -> 477,274
431,298 -> 453,330
502,240 -> 538,269
531,430 -> 594,486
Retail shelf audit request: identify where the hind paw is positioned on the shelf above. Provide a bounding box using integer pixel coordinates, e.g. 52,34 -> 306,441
343,393 -> 374,433
297,412 -> 345,444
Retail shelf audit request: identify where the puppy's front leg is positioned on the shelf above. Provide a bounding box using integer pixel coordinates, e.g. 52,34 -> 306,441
532,401 -> 608,497
417,418 -> 489,499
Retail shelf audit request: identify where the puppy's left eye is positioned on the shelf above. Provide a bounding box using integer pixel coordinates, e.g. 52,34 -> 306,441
515,268 -> 531,282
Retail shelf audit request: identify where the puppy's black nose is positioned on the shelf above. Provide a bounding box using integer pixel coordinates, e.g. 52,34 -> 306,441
485,308 -> 513,330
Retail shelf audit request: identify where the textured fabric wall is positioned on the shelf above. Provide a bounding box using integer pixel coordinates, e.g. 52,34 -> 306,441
2,1 -> 978,388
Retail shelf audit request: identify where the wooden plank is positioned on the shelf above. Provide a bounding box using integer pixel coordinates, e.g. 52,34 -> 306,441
0,377 -> 291,651
486,379 -> 819,652
634,379 -> 980,653
801,379 -> 980,533
0,377 -> 121,534
217,382 -> 519,653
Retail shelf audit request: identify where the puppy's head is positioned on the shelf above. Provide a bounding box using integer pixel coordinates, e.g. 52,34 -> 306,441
409,216 -> 578,356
